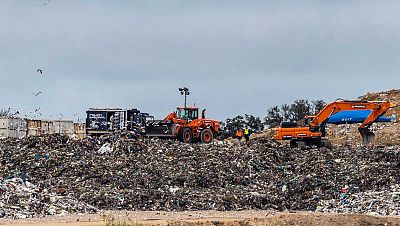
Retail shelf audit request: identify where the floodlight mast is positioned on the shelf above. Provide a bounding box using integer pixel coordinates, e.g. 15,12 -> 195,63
178,87 -> 190,108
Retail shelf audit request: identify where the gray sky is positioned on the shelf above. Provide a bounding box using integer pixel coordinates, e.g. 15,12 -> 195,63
1,1 -> 399,121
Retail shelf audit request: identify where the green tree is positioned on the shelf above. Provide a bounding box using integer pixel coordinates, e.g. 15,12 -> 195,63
244,114 -> 264,132
225,115 -> 246,132
264,106 -> 283,128
281,104 -> 291,121
289,99 -> 311,122
311,99 -> 327,114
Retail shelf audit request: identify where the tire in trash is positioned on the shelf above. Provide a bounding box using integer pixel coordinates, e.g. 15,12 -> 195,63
178,127 -> 193,143
200,129 -> 213,144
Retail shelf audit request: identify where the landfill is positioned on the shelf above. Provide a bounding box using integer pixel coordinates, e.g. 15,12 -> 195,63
0,134 -> 399,218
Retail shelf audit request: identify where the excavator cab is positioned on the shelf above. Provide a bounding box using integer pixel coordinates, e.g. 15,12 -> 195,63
176,107 -> 199,121
303,116 -> 314,126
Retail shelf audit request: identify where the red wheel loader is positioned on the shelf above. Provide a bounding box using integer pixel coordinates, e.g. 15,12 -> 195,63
145,107 -> 220,143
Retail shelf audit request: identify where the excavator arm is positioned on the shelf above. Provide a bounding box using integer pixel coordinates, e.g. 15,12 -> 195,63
309,100 -> 391,145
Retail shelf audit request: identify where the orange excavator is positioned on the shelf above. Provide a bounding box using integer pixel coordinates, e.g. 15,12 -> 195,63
145,107 -> 220,143
274,100 -> 393,148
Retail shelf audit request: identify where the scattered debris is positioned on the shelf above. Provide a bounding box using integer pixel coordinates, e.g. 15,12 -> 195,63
0,173 -> 97,219
0,134 -> 398,218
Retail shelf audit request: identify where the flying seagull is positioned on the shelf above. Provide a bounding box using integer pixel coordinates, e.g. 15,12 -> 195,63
32,92 -> 43,97
37,68 -> 43,75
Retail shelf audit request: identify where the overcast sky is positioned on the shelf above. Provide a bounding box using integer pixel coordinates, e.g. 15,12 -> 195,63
1,1 -> 399,121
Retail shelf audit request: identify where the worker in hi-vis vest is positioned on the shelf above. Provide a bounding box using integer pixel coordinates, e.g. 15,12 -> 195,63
244,127 -> 251,143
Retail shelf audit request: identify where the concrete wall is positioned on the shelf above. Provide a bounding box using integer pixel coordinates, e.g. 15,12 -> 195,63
74,123 -> 86,140
27,119 -> 41,137
41,120 -> 54,135
0,117 -> 84,139
52,120 -> 74,136
0,117 -> 27,139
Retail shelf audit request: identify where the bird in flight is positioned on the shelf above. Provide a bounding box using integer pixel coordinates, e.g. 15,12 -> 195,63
43,0 -> 50,6
37,68 -> 43,75
32,92 -> 43,97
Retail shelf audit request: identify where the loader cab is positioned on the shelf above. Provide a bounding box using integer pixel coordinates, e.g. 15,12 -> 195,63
176,107 -> 199,121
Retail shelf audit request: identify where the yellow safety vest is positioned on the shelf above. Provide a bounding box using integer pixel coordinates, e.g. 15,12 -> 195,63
244,128 -> 250,135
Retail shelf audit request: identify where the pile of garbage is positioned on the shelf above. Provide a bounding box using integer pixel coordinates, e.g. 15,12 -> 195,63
0,174 -> 97,219
359,89 -> 400,120
318,184 -> 400,215
0,134 -> 399,218
325,122 -> 400,147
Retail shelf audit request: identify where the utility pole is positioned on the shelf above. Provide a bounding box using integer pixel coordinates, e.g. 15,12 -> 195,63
179,87 -> 190,108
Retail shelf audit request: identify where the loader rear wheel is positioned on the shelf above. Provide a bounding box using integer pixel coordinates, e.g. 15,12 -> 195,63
200,129 -> 214,144
178,127 -> 193,143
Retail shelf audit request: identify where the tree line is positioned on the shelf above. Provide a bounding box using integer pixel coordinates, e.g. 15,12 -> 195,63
223,99 -> 326,133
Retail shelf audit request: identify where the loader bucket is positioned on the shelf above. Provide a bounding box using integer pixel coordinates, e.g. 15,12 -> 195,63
145,121 -> 175,137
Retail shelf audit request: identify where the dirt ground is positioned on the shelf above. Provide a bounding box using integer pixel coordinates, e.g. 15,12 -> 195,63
0,211 -> 399,226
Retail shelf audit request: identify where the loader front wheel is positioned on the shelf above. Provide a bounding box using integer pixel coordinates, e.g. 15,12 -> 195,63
200,129 -> 214,144
179,127 -> 193,143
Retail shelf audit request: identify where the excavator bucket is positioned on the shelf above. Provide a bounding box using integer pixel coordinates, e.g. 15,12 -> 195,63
358,128 -> 375,146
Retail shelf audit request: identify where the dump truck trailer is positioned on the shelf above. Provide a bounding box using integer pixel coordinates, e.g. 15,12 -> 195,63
86,108 -> 153,136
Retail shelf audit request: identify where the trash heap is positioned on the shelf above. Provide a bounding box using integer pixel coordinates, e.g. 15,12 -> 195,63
0,174 -> 97,219
318,184 -> 400,215
359,89 -> 400,120
0,134 -> 399,218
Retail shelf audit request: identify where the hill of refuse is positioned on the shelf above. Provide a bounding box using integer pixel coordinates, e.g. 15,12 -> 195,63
359,89 -> 400,119
0,135 -> 399,218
